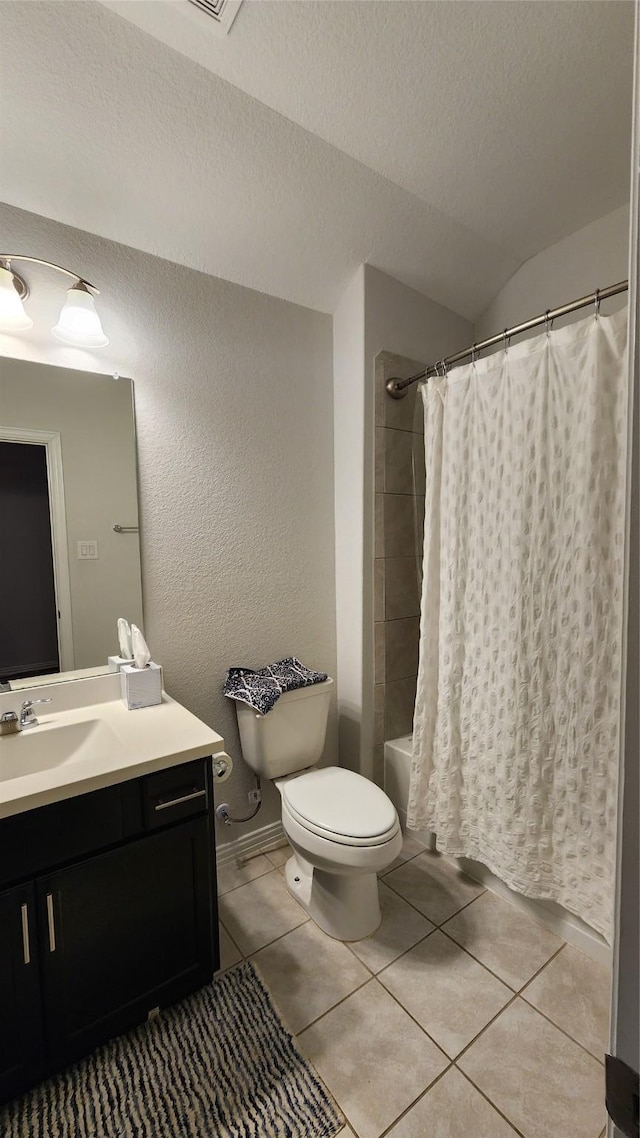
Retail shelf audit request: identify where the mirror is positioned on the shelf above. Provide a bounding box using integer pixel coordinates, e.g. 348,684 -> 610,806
0,357 -> 143,688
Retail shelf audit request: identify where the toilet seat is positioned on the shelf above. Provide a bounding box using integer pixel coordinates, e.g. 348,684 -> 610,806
281,766 -> 399,847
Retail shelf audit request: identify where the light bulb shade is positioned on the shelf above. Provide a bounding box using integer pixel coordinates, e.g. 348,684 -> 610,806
0,265 -> 33,331
52,284 -> 109,347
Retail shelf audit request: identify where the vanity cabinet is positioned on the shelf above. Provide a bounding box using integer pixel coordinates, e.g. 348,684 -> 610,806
0,756 -> 219,1105
0,883 -> 45,1101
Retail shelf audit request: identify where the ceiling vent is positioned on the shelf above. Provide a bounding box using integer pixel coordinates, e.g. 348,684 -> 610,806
186,0 -> 243,35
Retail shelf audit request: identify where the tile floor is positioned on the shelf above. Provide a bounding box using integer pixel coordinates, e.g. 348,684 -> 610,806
216,836 -> 610,1138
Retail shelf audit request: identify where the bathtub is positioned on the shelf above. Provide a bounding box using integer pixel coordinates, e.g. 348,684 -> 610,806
383,734 -> 611,965
383,734 -> 434,847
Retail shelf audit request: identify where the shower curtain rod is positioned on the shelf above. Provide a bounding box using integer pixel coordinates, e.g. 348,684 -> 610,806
385,279 -> 629,399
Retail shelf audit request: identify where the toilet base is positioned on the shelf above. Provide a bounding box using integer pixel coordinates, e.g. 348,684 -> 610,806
284,854 -> 382,942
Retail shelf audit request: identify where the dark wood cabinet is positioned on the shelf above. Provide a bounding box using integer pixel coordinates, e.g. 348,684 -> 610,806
0,884 -> 45,1103
0,757 -> 218,1105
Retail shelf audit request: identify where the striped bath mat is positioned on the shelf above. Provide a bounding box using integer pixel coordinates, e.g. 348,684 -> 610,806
2,961 -> 344,1137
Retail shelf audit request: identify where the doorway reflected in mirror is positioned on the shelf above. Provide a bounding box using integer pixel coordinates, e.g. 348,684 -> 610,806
0,358 -> 143,686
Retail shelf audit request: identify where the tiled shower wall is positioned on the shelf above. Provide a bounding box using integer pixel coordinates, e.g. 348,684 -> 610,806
373,351 -> 426,777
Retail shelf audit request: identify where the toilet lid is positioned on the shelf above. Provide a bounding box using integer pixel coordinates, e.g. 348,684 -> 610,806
281,766 -> 398,843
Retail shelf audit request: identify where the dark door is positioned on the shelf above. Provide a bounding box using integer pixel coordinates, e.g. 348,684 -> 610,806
38,818 -> 214,1068
0,441 -> 59,682
0,883 -> 45,1104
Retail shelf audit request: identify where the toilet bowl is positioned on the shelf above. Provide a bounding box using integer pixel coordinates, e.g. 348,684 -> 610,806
233,678 -> 402,941
279,765 -> 402,940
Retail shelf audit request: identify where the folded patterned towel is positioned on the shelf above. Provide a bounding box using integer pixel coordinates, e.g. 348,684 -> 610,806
223,657 -> 328,716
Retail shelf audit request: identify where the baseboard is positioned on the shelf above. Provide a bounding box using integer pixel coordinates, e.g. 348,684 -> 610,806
215,819 -> 286,869
396,807 -> 612,967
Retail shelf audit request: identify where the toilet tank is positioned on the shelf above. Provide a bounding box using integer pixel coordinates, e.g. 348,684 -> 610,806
235,678 -> 333,779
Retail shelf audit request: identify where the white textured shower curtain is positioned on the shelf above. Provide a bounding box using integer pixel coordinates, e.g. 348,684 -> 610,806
408,309 -> 628,940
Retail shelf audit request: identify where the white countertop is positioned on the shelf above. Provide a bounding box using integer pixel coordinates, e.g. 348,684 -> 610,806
0,673 -> 225,819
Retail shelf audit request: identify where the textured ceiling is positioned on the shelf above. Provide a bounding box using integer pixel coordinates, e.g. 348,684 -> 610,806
0,1 -> 634,318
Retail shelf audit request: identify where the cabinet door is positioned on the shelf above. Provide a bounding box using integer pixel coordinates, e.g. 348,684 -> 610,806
38,817 -> 213,1069
0,883 -> 45,1104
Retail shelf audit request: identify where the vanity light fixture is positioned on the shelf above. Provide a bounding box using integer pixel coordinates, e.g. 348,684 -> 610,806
0,255 -> 109,347
0,263 -> 32,331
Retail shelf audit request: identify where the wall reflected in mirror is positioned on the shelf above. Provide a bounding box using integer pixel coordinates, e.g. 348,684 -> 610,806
0,358 -> 143,687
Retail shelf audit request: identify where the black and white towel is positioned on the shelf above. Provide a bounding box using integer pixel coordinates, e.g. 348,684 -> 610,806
223,657 -> 328,716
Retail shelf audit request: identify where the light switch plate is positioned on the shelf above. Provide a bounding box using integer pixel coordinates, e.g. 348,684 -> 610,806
77,540 -> 99,559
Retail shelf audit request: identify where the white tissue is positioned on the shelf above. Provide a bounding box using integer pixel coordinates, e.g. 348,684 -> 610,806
117,618 -> 132,658
131,624 -> 151,670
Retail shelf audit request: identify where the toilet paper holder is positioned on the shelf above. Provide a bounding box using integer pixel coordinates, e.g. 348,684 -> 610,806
212,753 -> 233,783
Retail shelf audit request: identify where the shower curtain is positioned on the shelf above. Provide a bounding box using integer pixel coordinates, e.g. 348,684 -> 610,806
408,309 -> 628,941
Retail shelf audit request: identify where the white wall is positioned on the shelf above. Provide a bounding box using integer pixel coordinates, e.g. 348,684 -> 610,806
333,266 -> 366,772
476,204 -> 630,341
363,265 -> 472,775
333,263 -> 471,777
1,359 -> 143,670
364,265 -> 472,366
0,202 -> 336,842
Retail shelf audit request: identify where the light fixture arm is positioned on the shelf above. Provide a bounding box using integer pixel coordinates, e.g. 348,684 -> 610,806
0,255 -> 100,295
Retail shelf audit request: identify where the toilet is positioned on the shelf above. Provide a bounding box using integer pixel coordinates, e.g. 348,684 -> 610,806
234,678 -> 403,941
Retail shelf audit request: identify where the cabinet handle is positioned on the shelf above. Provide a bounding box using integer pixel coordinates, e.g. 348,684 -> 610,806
46,893 -> 56,953
154,788 -> 206,812
20,903 -> 31,965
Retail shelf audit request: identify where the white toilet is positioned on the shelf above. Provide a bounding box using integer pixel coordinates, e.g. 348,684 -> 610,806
235,677 -> 403,941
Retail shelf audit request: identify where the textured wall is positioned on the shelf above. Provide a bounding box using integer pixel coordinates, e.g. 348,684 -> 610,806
0,203 -> 336,842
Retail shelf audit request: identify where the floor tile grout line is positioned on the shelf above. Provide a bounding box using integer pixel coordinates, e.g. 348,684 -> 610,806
423,922 -> 569,1010
454,1065 -> 527,1137
380,861 -> 487,929
222,884 -> 604,1138
374,1061 -> 455,1138
296,970 -> 454,1081
447,942 -> 569,1066
221,848 -> 605,1131
433,925 -> 519,994
342,919 -> 436,979
518,992 -> 607,1067
216,860 -> 279,898
218,919 -> 243,962
220,851 -> 446,964
451,961 -> 604,1094
285,975 -> 374,1038
517,941 -> 566,994
363,973 -> 456,1065
516,941 -> 566,991
451,991 -> 521,1066
235,912 -> 311,959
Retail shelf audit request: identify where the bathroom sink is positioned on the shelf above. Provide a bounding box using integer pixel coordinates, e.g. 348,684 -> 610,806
0,718 -> 125,782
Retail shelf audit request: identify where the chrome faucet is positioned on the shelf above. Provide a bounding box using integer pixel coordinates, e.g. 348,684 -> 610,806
20,699 -> 52,729
0,698 -> 52,735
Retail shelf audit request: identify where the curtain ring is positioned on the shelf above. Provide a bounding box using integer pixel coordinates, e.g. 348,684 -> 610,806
544,309 -> 553,337
594,288 -> 601,319
503,329 -> 510,354
471,343 -> 478,365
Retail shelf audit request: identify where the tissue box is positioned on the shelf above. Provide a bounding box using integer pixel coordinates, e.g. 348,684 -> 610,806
121,662 -> 163,710
108,655 -> 134,672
